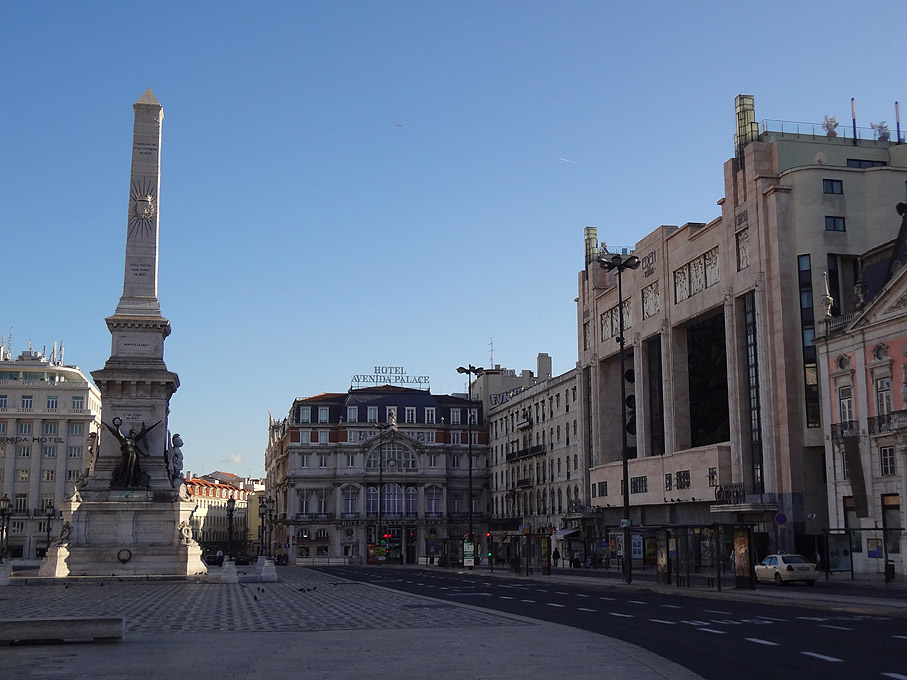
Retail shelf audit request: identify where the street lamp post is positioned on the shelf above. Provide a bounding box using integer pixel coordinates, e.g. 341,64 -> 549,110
265,496 -> 276,558
226,496 -> 236,560
45,504 -> 55,556
0,494 -> 11,564
457,364 -> 484,566
374,421 -> 392,563
258,497 -> 266,556
600,251 -> 640,584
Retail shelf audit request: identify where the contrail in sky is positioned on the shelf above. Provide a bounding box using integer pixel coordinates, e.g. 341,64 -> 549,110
558,157 -> 577,164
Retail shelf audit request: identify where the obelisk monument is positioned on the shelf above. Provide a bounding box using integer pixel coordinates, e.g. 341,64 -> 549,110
40,90 -> 206,577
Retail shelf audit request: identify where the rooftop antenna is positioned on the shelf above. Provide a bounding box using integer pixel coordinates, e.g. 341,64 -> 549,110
59,341 -> 64,365
489,337 -> 494,367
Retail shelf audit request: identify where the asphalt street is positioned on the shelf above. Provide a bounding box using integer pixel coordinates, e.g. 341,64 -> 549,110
312,565 -> 907,680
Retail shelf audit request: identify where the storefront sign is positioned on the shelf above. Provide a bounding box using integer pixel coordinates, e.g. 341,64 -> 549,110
490,386 -> 526,406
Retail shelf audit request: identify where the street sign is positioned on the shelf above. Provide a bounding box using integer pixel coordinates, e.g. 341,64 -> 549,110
619,519 -> 632,528
775,513 -> 788,526
464,540 -> 475,567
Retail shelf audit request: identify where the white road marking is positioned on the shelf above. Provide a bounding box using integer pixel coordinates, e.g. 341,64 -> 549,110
649,619 -> 677,625
797,616 -> 828,622
893,635 -> 907,640
801,652 -> 843,662
577,607 -> 596,612
755,616 -> 786,622
499,596 -> 515,600
599,596 -> 616,601
609,612 -> 634,618
546,602 -> 567,608
882,673 -> 907,679
520,599 -> 535,603
576,594 -> 590,598
818,624 -> 853,631
628,600 -> 647,604
698,628 -> 726,634
746,638 -> 779,646
661,604 -> 682,609
555,591 -> 570,595
704,609 -> 731,615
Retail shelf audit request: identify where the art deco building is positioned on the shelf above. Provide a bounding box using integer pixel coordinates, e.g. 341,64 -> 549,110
265,384 -> 488,564
815,204 -> 907,575
578,95 -> 907,562
0,343 -> 101,559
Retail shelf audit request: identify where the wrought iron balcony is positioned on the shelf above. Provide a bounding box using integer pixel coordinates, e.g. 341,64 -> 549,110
869,410 -> 907,435
830,420 -> 860,440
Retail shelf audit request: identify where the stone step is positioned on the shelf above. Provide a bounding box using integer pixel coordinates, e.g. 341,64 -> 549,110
0,617 -> 125,645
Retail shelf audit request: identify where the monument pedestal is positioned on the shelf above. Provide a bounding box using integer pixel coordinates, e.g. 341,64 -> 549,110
39,491 -> 205,577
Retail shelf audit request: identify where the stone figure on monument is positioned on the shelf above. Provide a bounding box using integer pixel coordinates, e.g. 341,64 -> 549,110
166,432 -> 184,485
104,417 -> 160,488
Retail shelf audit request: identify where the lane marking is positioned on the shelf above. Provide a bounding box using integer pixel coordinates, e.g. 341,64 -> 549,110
704,609 -> 731,615
746,638 -> 780,646
577,607 -> 597,612
599,596 -> 616,601
609,613 -> 634,618
697,628 -> 726,634
499,596 -> 515,600
755,616 -> 786,622
520,599 -> 536,603
818,624 -> 853,631
555,591 -> 570,595
649,619 -> 677,625
797,616 -> 828,622
576,594 -> 590,598
628,600 -> 647,604
893,635 -> 907,640
546,602 -> 567,608
882,674 -> 907,679
661,604 -> 682,609
801,652 -> 843,663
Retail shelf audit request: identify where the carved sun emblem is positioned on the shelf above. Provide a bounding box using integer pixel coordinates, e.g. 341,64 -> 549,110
128,179 -> 157,241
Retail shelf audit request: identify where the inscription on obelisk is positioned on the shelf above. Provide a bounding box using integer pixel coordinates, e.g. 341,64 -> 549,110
116,89 -> 163,317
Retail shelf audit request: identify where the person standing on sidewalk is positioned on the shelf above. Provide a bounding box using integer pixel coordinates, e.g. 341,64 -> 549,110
553,548 -> 561,567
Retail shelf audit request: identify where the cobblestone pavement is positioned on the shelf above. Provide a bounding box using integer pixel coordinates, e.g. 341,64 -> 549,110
0,568 -> 701,680
1,568 -> 529,634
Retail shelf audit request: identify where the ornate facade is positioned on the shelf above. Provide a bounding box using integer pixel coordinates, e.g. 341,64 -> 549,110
265,385 -> 487,565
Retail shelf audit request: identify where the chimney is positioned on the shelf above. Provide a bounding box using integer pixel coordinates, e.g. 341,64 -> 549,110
537,353 -> 552,380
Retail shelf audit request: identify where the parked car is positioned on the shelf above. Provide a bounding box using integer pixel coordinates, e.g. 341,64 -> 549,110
204,554 -> 224,566
755,553 -> 819,585
233,554 -> 252,565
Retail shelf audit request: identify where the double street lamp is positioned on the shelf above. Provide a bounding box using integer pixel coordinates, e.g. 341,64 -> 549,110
457,364 -> 483,563
0,494 -> 11,563
226,496 -> 236,560
600,251 -> 640,585
45,504 -> 55,555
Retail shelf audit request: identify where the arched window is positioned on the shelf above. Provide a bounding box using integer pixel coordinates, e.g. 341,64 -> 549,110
366,487 -> 378,515
343,486 -> 358,516
315,528 -> 329,540
383,483 -> 402,516
557,488 -> 563,514
367,441 -> 417,470
405,486 -> 417,515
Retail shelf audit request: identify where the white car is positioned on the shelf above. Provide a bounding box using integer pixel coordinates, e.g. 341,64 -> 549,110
755,553 -> 819,586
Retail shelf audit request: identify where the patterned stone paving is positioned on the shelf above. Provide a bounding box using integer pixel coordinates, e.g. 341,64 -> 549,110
0,567 -> 529,634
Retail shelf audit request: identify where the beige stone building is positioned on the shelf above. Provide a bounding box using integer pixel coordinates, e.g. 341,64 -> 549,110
578,95 -> 907,561
0,343 -> 101,560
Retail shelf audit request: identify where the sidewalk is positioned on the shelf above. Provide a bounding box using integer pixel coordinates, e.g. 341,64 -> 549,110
0,566 -> 702,680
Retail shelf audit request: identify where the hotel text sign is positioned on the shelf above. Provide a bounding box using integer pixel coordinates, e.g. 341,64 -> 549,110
352,366 -> 430,390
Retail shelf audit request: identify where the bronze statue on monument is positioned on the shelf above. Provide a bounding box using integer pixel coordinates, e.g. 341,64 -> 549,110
104,417 -> 161,488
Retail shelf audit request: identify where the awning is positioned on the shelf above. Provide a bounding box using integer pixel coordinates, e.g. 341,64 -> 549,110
553,528 -> 580,540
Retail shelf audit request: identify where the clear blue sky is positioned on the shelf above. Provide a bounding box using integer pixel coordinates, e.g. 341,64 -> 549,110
3,2 -> 904,478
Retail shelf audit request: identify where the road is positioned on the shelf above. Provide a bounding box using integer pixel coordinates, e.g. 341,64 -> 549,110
312,566 -> 907,680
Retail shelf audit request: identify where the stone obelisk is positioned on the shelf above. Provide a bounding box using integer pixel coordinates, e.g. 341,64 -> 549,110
40,90 -> 206,577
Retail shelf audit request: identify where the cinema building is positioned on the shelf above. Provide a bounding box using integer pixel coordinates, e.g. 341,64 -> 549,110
264,378 -> 488,565
578,95 -> 907,566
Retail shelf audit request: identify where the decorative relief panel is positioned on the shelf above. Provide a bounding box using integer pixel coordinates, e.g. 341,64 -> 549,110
673,247 -> 720,304
600,300 -> 632,342
642,281 -> 660,320
736,228 -> 750,271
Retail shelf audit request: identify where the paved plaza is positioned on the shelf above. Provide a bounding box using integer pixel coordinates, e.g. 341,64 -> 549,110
1,567 -> 701,680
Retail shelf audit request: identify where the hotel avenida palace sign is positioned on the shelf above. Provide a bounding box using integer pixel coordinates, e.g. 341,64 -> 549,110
351,366 -> 430,390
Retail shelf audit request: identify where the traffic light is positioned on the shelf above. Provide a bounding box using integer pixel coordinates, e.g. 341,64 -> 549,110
485,532 -> 492,558
624,367 -> 636,436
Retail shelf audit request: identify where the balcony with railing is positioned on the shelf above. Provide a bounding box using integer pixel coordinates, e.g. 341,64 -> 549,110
831,420 -> 861,440
758,119 -> 902,144
869,410 -> 907,435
